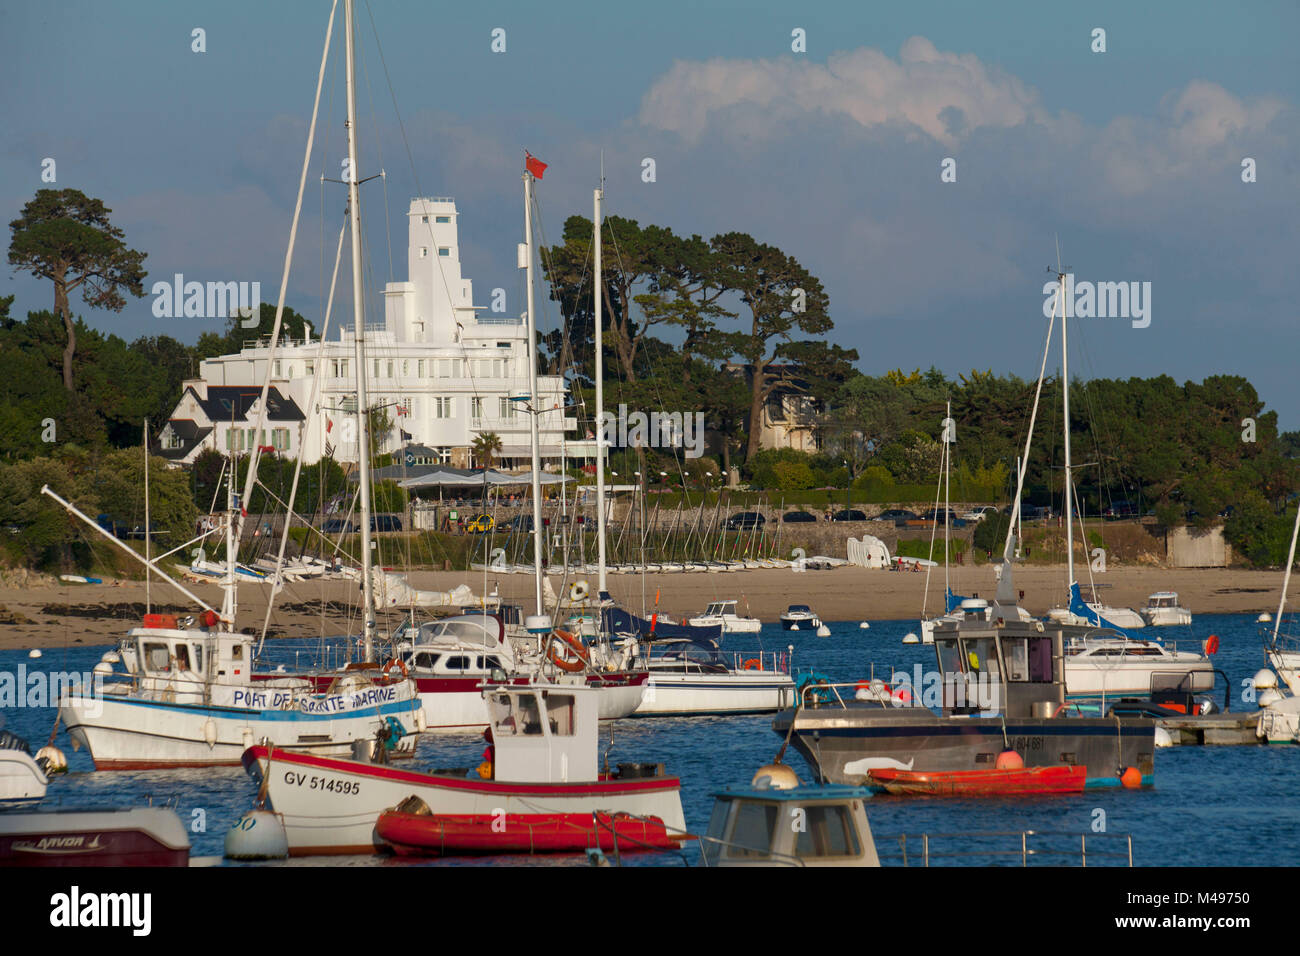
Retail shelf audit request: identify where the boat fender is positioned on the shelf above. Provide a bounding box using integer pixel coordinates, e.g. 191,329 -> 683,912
570,580 -> 590,602
743,658 -> 760,670
383,657 -> 410,681
891,684 -> 912,705
994,749 -> 1024,770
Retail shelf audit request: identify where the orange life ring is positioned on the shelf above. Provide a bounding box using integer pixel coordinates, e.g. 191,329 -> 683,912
743,658 -> 760,671
383,657 -> 409,681
1204,634 -> 1220,655
547,629 -> 590,673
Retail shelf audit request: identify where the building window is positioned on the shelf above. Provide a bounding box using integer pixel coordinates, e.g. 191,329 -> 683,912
386,360 -> 394,379
436,215 -> 450,223
416,360 -> 425,378
498,397 -> 516,420
438,247 -> 450,257
437,359 -> 455,378
272,360 -> 282,377
419,247 -> 428,258
273,428 -> 290,451
421,215 -> 428,223
373,359 -> 381,378
435,397 -> 452,419
396,397 -> 412,419
402,360 -> 409,377
471,396 -> 484,420
305,361 -> 314,376
435,446 -> 452,464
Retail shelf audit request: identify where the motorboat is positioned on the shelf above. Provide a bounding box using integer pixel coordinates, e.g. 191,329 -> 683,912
1062,629 -> 1215,699
699,763 -> 879,867
1141,591 -> 1193,627
0,807 -> 190,866
243,680 -> 685,855
630,637 -> 794,716
688,600 -> 762,634
772,594 -> 1156,790
0,732 -> 50,810
779,605 -> 821,631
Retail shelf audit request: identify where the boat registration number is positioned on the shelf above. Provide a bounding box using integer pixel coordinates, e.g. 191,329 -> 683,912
1008,736 -> 1045,751
283,771 -> 360,795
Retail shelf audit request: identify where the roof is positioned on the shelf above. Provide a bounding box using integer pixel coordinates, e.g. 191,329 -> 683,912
155,419 -> 214,460
190,386 -> 305,424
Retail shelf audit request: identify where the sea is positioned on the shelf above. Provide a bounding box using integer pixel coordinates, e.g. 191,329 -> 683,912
3,612 -> 1297,867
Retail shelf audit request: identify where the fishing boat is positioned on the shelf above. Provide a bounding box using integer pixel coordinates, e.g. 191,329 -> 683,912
688,600 -> 762,634
1140,591 -> 1193,627
779,605 -> 821,631
866,764 -> 1087,797
0,807 -> 190,866
700,763 -> 879,867
243,680 -> 685,855
0,732 -> 50,810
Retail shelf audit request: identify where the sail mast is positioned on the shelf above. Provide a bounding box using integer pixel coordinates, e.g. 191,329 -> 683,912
523,168 -> 545,616
344,0 -> 376,660
1060,270 -> 1075,588
143,417 -> 151,615
594,185 -> 608,597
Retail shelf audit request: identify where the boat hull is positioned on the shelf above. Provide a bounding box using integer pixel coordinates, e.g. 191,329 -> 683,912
376,810 -> 675,855
635,671 -> 794,716
773,708 -> 1155,789
60,694 -> 419,770
0,751 -> 49,809
244,745 -> 686,855
1063,655 -> 1213,698
0,807 -> 190,866
867,765 -> 1088,796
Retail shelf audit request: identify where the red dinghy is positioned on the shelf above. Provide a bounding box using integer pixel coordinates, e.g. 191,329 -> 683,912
376,804 -> 675,856
867,765 -> 1087,797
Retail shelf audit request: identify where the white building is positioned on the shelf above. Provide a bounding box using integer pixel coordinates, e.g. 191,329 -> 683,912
160,198 -> 575,468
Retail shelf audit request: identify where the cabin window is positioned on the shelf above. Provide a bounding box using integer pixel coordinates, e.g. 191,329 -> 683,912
962,637 -> 1000,681
936,639 -> 962,677
795,805 -> 861,859
513,694 -> 545,735
192,645 -> 203,673
1027,638 -> 1052,681
412,652 -> 439,669
443,656 -> 470,671
174,644 -> 191,671
728,802 -> 777,858
1003,638 -> 1029,681
143,642 -> 171,673
477,656 -> 502,670
232,644 -> 243,660
544,694 -> 575,736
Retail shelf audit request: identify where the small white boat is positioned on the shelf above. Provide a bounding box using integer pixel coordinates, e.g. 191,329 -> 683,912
0,807 -> 190,866
1140,591 -> 1193,627
688,600 -> 762,634
633,642 -> 794,716
0,733 -> 49,810
779,605 -> 821,631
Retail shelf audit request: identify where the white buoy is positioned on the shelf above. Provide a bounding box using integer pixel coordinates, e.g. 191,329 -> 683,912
36,745 -> 67,774
1253,668 -> 1279,691
1154,727 -> 1174,749
1257,612 -> 1273,623
1258,688 -> 1285,709
902,633 -> 920,644
789,623 -> 799,631
816,624 -> 831,638
93,661 -> 113,677
224,809 -> 289,860
28,649 -> 42,659
100,651 -> 120,665
859,622 -> 870,629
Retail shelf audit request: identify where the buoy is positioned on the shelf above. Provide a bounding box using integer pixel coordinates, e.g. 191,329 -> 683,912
902,633 -> 919,644
36,745 -> 68,774
891,684 -> 912,706
1204,634 -> 1220,655
1258,688 -> 1284,708
28,648 -> 41,659
93,661 -> 113,677
1154,727 -> 1174,748
789,623 -> 799,631
994,749 -> 1024,770
816,624 -> 831,638
1257,612 -> 1273,623
1254,668 -> 1279,690
100,650 -> 120,665
859,622 -> 870,629
224,809 -> 289,860
1119,766 -> 1142,789
751,763 -> 800,790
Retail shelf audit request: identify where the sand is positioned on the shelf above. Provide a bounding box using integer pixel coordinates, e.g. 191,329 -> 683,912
0,564 -> 1285,651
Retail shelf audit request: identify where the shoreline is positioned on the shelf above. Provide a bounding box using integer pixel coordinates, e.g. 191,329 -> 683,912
0,565 -> 1284,651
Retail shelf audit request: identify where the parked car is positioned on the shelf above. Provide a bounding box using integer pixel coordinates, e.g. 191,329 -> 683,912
959,506 -> 998,522
875,509 -> 917,523
370,515 -> 403,533
831,509 -> 868,522
1103,500 -> 1139,520
726,512 -> 766,530
782,510 -> 817,523
466,514 -> 494,534
921,508 -> 961,524
322,518 -> 358,534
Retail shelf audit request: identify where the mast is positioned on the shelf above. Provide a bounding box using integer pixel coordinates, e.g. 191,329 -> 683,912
143,417 -> 151,615
223,453 -> 237,632
943,400 -> 951,598
344,0 -> 377,660
1274,496 -> 1300,645
523,168 -> 545,616
1060,270 -> 1075,589
594,186 -> 608,597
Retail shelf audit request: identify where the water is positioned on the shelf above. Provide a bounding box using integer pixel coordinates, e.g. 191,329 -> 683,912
3,613 -> 1296,866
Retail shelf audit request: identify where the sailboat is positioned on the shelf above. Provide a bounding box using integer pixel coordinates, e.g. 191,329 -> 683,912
1254,495 -> 1300,742
1032,268 -> 1213,699
42,0 -> 424,769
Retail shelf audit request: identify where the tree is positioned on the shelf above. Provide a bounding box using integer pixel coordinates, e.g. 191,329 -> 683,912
8,189 -> 147,391
710,232 -> 833,460
472,431 -> 502,469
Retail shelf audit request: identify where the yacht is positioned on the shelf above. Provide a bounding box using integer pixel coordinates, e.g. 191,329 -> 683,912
1141,591 -> 1193,627
779,605 -> 821,631
688,600 -> 762,634
1062,627 -> 1214,699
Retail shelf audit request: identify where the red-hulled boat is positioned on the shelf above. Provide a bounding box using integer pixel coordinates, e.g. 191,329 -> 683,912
376,802 -> 675,856
0,807 -> 191,866
866,765 -> 1087,797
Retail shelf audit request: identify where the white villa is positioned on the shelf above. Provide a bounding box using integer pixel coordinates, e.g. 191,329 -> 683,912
158,198 -> 576,468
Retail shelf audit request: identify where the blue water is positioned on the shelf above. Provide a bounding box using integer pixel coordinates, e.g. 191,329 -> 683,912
3,614 -> 1297,866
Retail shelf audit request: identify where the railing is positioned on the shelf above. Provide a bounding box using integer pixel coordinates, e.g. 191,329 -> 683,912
877,830 -> 1133,867
727,650 -> 792,675
475,315 -> 524,326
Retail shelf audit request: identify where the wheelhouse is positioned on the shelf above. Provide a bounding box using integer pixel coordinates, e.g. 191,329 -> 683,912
702,785 -> 878,867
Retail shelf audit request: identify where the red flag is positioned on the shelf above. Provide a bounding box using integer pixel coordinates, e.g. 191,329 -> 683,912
525,151 -> 548,180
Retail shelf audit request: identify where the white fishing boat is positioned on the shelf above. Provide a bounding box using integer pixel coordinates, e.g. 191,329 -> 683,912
0,733 -> 49,810
688,600 -> 762,634
1140,591 -> 1193,627
243,681 -> 684,855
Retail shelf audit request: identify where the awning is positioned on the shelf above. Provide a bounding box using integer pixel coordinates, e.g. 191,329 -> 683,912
399,469 -> 574,489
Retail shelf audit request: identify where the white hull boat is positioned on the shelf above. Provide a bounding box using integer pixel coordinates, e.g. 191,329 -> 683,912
1062,634 -> 1213,699
1140,592 -> 1193,627
688,600 -> 762,634
0,734 -> 49,810
634,647 -> 794,716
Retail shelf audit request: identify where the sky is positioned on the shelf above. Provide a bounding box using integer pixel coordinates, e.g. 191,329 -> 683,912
2,0 -> 1297,424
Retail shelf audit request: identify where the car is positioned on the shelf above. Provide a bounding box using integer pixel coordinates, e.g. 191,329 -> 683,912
466,514 -> 494,534
1103,500 -> 1139,520
782,510 -> 817,523
370,515 -> 403,532
322,518 -> 358,534
960,506 -> 998,522
726,512 -> 766,530
831,509 -> 868,522
875,509 -> 917,523
921,508 -> 961,524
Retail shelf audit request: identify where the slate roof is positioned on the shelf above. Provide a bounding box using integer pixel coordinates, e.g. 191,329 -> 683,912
190,386 -> 305,423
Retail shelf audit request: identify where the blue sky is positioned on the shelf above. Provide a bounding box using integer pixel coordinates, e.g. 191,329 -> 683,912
3,0 -> 1297,425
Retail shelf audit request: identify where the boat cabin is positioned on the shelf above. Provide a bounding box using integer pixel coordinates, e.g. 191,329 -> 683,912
126,613 -> 253,704
701,601 -> 739,617
1145,592 -> 1180,609
702,784 -> 879,867
930,601 -> 1066,718
395,613 -> 514,675
486,683 -> 598,783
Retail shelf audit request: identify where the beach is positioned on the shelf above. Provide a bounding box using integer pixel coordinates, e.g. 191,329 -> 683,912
0,565 -> 1283,651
